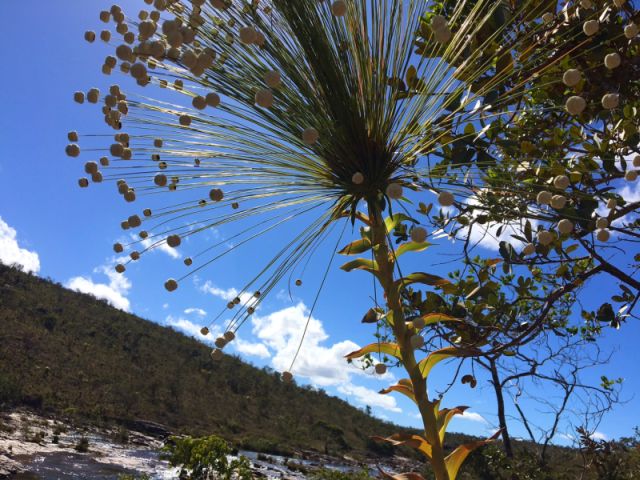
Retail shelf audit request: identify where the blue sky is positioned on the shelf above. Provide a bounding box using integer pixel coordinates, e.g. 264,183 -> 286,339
0,0 -> 639,446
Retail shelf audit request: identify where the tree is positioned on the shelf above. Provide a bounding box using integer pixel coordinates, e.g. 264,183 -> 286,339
68,0 -> 640,478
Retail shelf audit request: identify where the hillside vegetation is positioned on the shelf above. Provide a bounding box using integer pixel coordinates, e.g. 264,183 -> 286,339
0,264 -> 455,457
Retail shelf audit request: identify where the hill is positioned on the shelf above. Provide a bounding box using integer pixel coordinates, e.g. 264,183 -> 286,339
0,263 -> 474,458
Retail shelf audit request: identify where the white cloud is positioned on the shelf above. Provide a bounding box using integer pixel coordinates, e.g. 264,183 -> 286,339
166,315 -> 218,342
250,302 -> 362,386
66,264 -> 131,311
590,431 -> 608,441
166,315 -> 270,359
138,234 -> 181,259
200,281 -> 256,307
456,411 -> 488,424
184,307 -> 207,317
337,384 -> 401,413
234,338 -> 271,359
0,217 -> 40,273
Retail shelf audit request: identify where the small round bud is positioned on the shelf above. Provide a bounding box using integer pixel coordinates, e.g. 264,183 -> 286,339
239,26 -> 257,44
562,69 -> 581,87
255,88 -> 274,108
214,337 -> 227,349
74,91 -> 85,104
566,96 -> 586,115
633,155 -> 640,168
331,0 -> 347,16
438,191 -> 455,206
375,364 -> 387,375
537,191 -> 552,205
604,53 -> 621,70
410,335 -> 425,349
264,70 -> 281,88
206,92 -> 220,107
625,170 -> 638,182
223,331 -> 236,342
192,95 -> 207,110
522,243 -> 536,256
601,93 -> 619,110
553,175 -> 570,190
167,234 -> 181,247
607,198 -> 617,210
66,144 -> 80,157
282,371 -> 294,382
550,195 -> 567,209
78,178 -> 89,188
200,327 -> 209,336
179,115 -> 192,126
115,264 -> 126,273
624,23 -> 639,39
596,229 -> 610,242
295,279 -> 302,286
596,217 -> 609,229
113,243 -> 124,253
410,227 -> 428,243
184,257 -> 193,266
85,31 -> 96,43
558,219 -> 574,234
537,230 -> 555,246
386,183 -> 403,199
209,188 -> 224,202
352,172 -> 364,185
211,348 -> 223,360
302,127 -> 319,145
583,20 -> 599,36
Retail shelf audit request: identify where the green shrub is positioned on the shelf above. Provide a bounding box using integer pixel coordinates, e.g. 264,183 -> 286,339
75,436 -> 89,453
162,435 -> 252,480
310,468 -> 375,480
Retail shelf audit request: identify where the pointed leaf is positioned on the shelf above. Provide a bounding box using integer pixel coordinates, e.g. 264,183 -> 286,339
338,238 -> 372,255
379,380 -> 416,403
371,433 -> 432,460
445,430 -> 502,479
394,272 -> 451,291
345,342 -> 401,361
418,347 -> 480,379
385,213 -> 414,232
413,313 -> 462,328
395,241 -> 432,257
437,406 -> 469,443
340,258 -> 378,273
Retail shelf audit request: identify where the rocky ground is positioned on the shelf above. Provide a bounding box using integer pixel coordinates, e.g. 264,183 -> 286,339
0,409 -> 420,479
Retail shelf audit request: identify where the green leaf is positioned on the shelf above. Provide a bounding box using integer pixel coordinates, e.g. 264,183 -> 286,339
385,213 -> 414,232
396,241 -> 432,257
345,342 -> 401,361
394,272 -> 451,291
338,238 -> 372,255
416,313 -> 462,327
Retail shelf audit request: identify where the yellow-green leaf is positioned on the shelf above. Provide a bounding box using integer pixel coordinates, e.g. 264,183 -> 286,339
445,430 -> 501,479
338,238 -> 372,255
345,342 -> 401,361
417,347 -> 480,379
385,213 -> 413,232
396,241 -> 432,257
340,258 -> 378,273
419,313 -> 462,326
379,379 -> 416,403
437,406 -> 468,443
394,272 -> 451,291
371,433 -> 432,460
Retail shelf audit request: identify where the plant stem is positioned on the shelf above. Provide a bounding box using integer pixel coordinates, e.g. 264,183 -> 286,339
367,202 -> 450,480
